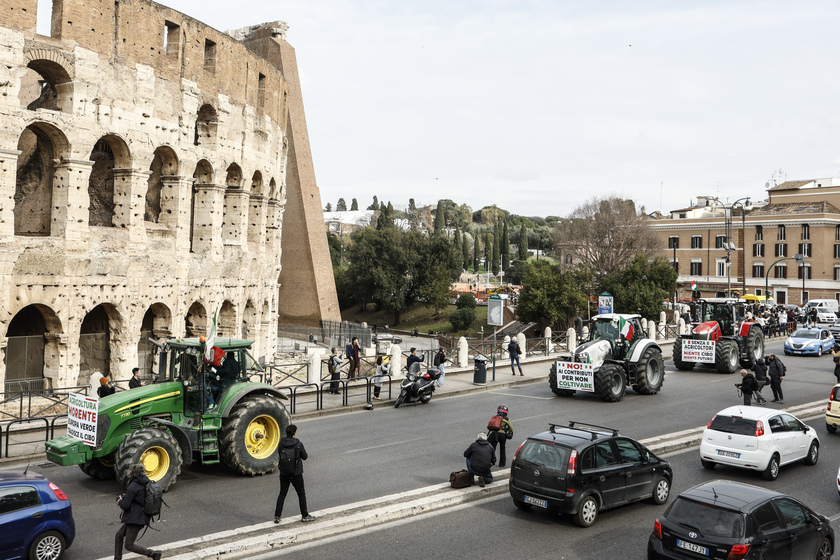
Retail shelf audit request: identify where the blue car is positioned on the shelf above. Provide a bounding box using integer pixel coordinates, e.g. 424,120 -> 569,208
784,326 -> 835,356
0,469 -> 75,560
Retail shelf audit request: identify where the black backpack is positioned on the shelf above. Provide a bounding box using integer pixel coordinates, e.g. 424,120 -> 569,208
279,444 -> 299,476
144,480 -> 164,519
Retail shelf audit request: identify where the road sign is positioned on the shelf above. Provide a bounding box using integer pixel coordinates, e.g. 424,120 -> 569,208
488,295 -> 503,326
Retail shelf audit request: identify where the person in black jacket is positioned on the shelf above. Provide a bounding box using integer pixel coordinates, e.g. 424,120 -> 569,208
464,433 -> 496,487
274,424 -> 316,524
767,353 -> 785,404
115,464 -> 161,560
736,369 -> 759,406
406,347 -> 424,371
129,368 -> 143,389
750,358 -> 768,404
98,376 -> 116,398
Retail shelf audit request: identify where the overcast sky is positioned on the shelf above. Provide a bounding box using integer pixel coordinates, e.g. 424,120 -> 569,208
157,0 -> 840,218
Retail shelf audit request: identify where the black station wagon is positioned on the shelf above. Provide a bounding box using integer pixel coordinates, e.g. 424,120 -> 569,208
508,421 -> 673,527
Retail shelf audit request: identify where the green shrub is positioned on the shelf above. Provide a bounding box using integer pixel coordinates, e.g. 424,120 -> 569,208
449,308 -> 476,331
456,293 -> 477,310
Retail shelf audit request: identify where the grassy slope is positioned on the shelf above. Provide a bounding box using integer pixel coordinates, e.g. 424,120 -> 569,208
341,303 -> 490,337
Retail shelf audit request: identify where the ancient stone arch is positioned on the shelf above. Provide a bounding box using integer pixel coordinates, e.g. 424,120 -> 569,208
146,145 -> 179,224
88,134 -> 132,227
185,302 -> 207,338
21,51 -> 74,112
138,303 -> 172,376
219,300 -> 237,337
14,122 -> 70,235
194,104 -> 218,147
242,299 -> 256,341
78,303 -> 123,386
4,304 -> 63,391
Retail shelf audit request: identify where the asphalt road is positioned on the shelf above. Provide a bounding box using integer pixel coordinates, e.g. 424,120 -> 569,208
9,337 -> 840,559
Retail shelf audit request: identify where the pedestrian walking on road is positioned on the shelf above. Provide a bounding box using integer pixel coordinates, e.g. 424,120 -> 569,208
327,347 -> 343,394
114,464 -> 162,560
750,358 -> 768,404
832,344 -> 840,385
508,338 -> 523,376
345,337 -> 360,379
274,424 -> 316,524
464,433 -> 495,487
736,369 -> 759,406
767,353 -> 786,404
487,405 -> 513,468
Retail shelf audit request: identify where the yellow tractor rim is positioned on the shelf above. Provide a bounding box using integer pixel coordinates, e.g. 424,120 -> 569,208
140,446 -> 170,481
245,415 -> 281,460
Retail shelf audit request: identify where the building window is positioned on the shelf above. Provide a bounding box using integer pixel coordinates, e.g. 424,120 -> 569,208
258,73 -> 266,109
803,290 -> 809,303
752,264 -> 764,278
778,225 -> 786,240
835,267 -> 840,281
164,21 -> 180,56
690,261 -> 702,276
204,39 -> 217,73
753,243 -> 764,257
755,225 -> 763,241
798,264 -> 811,280
756,288 -> 763,296
671,259 -> 679,273
668,236 -> 679,249
798,243 -> 812,257
716,259 -> 726,277
802,224 -> 810,240
691,236 -> 702,249
716,235 -> 728,249
775,264 -> 787,279
775,243 -> 787,257
835,244 -> 840,259
836,225 -> 840,241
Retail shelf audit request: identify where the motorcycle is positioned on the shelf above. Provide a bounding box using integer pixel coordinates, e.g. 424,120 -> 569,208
394,362 -> 441,408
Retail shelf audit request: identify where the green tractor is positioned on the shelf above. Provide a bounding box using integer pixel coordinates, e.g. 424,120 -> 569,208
45,338 -> 289,491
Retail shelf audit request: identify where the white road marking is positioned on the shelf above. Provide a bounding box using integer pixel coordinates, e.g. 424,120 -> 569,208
345,436 -> 426,453
245,494 -> 508,558
489,391 -> 555,400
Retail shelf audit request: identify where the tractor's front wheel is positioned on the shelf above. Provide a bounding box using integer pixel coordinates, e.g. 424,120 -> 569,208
548,363 -> 577,397
79,453 -> 116,480
220,395 -> 289,476
632,346 -> 665,395
715,340 -> 739,374
594,363 -> 626,402
672,338 -> 695,371
115,427 -> 182,491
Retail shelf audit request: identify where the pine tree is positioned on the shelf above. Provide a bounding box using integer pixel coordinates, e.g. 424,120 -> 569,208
519,223 -> 528,260
325,202 -> 332,212
350,198 -> 359,211
367,195 -> 379,211
337,198 -> 347,211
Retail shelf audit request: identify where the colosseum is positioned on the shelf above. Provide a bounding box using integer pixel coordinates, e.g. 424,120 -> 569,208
0,0 -> 339,392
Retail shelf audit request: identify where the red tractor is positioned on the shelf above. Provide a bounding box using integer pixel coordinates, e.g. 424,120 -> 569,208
673,298 -> 765,373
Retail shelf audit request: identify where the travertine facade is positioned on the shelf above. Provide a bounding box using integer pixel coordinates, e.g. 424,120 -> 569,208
0,0 -> 338,390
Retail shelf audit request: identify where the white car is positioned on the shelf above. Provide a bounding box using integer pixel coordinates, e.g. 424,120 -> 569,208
699,406 -> 820,480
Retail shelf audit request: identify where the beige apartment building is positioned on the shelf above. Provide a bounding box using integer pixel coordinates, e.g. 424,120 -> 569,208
652,179 -> 840,305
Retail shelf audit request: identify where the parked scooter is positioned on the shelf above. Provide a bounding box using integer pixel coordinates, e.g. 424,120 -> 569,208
394,362 -> 441,408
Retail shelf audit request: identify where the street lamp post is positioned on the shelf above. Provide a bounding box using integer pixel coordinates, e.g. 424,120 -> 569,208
765,254 -> 804,303
710,196 -> 751,298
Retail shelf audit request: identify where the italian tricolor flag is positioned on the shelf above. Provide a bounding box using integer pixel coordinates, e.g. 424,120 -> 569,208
619,317 -> 633,341
691,280 -> 698,291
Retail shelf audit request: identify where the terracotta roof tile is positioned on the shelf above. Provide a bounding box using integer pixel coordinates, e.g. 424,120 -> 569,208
767,180 -> 813,191
746,201 -> 840,216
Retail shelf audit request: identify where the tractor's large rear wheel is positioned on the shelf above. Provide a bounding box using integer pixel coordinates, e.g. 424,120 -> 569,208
220,395 -> 289,476
548,363 -> 576,397
740,327 -> 765,368
632,347 -> 665,395
594,363 -> 626,402
115,427 -> 182,491
79,453 -> 116,480
672,338 -> 695,371
715,340 -> 739,374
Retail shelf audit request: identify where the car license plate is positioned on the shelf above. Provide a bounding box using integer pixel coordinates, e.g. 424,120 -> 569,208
677,539 -> 708,555
717,450 -> 740,458
524,495 -> 547,508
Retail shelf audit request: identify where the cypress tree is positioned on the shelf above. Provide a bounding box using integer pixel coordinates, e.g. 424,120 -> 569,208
501,221 -> 510,270
519,223 -> 528,260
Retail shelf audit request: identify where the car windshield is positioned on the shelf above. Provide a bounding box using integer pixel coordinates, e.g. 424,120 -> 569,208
665,498 -> 745,538
792,330 -> 818,339
708,415 -> 757,436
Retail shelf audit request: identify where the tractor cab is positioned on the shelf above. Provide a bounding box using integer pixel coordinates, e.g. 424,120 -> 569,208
697,298 -> 746,337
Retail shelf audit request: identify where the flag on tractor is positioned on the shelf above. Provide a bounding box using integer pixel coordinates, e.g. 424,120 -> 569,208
619,317 -> 633,341
205,307 -> 218,362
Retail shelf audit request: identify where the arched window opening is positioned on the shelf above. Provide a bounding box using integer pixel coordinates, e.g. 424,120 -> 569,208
194,104 -> 218,146
78,305 -> 112,386
88,139 -> 116,226
20,59 -> 72,111
15,125 -> 56,235
219,300 -> 236,337
185,302 -> 207,337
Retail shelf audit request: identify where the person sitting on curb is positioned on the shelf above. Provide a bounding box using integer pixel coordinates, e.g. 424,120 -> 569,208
464,432 -> 495,487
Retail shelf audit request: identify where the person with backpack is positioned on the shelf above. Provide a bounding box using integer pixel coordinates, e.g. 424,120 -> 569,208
767,353 -> 786,404
487,405 -> 514,467
735,369 -> 759,406
327,347 -> 343,395
750,357 -> 769,405
508,338 -> 523,376
114,464 -> 162,560
274,424 -> 316,524
433,348 -> 447,387
463,432 -> 496,488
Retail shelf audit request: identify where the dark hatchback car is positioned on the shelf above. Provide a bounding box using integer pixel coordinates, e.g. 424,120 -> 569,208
0,469 -> 75,560
648,480 -> 833,560
508,421 -> 673,527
